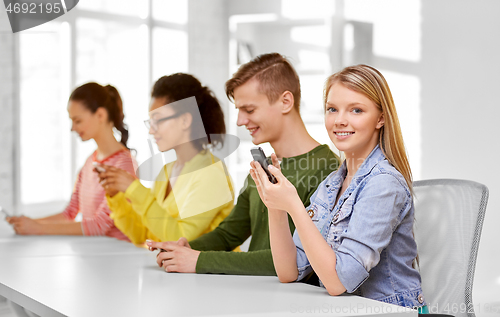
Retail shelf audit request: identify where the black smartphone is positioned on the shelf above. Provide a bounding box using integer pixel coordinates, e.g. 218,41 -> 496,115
250,147 -> 278,184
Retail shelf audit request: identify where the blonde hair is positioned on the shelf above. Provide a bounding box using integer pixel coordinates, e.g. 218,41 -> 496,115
324,65 -> 413,194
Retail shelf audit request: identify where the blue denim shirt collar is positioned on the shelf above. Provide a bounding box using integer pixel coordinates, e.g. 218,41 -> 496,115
326,145 -> 386,195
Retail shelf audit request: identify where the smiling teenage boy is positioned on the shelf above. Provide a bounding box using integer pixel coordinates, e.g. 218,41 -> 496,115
148,53 -> 340,275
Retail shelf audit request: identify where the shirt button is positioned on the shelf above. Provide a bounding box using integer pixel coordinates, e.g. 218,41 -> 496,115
307,209 -> 314,218
417,294 -> 424,304
333,213 -> 339,222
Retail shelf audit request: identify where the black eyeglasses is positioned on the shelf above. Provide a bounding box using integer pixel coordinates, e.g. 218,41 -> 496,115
144,113 -> 182,131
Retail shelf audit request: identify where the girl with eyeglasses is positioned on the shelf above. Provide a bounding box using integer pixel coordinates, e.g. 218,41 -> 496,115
97,73 -> 234,250
7,83 -> 135,241
250,65 -> 425,309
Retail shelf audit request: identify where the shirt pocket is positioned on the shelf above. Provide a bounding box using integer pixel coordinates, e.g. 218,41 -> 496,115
306,204 -> 320,222
327,198 -> 355,249
306,203 -> 331,235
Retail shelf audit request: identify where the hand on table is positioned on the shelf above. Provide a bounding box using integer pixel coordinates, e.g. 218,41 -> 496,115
146,237 -> 191,251
6,216 -> 44,235
249,153 -> 302,215
95,165 -> 136,196
146,238 -> 199,273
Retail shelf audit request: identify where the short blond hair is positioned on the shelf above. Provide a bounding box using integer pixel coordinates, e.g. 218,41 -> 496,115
225,53 -> 301,111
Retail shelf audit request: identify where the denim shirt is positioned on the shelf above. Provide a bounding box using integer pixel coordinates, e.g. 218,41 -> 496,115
294,145 -> 426,308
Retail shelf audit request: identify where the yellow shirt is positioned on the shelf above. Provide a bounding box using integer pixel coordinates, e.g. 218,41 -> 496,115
107,151 -> 234,245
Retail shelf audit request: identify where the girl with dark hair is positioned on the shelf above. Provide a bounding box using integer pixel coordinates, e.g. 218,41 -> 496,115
7,83 -> 135,241
97,73 -> 234,250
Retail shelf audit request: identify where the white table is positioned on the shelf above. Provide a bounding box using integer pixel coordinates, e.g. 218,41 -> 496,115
0,220 -> 416,317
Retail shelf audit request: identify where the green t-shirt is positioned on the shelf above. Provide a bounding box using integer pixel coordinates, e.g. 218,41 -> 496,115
189,144 -> 340,275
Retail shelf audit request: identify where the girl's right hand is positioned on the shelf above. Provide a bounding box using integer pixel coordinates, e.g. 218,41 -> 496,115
97,165 -> 135,195
95,168 -> 119,197
7,216 -> 44,235
261,154 -> 287,217
250,153 -> 302,214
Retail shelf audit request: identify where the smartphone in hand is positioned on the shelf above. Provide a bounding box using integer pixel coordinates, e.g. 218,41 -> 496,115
0,206 -> 11,219
250,147 -> 278,184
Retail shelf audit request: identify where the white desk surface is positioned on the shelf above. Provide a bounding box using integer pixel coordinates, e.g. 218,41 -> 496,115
0,220 -> 416,317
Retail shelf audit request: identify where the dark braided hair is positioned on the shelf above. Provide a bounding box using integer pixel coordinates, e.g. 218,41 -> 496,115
69,82 -> 129,148
151,73 -> 226,151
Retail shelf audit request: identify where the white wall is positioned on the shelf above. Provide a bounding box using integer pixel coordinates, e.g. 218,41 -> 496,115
419,0 -> 500,305
0,9 -> 16,214
188,0 -> 229,114
0,0 -> 498,310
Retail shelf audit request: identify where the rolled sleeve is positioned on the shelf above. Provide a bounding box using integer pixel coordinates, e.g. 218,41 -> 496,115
335,250 -> 369,292
293,229 -> 313,281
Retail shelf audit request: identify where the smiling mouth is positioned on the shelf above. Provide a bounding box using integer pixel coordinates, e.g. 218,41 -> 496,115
335,132 -> 354,136
248,127 -> 259,135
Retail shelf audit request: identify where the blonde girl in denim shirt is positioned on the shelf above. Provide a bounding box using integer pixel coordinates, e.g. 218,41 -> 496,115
250,65 -> 426,309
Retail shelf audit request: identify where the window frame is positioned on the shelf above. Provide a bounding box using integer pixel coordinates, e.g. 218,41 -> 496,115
15,0 -> 189,215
